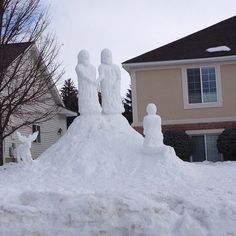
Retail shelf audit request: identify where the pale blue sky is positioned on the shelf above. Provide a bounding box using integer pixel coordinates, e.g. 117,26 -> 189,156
43,0 -> 236,95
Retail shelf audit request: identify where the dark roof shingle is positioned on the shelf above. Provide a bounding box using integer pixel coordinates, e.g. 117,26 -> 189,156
123,16 -> 236,64
0,42 -> 33,71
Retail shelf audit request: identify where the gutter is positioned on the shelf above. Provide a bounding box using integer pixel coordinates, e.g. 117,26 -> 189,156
122,55 -> 236,72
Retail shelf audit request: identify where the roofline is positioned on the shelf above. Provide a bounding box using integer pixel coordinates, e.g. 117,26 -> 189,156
30,44 -> 65,107
2,42 -> 34,72
123,15 -> 236,65
58,107 -> 77,117
122,55 -> 236,71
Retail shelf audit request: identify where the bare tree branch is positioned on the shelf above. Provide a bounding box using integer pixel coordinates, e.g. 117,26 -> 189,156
0,0 -> 64,165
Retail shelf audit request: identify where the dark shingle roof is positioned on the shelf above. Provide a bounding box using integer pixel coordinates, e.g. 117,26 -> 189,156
123,16 -> 236,64
0,42 -> 33,71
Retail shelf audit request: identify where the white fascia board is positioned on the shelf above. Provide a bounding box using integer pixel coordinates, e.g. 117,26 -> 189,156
122,55 -> 236,72
58,107 -> 77,117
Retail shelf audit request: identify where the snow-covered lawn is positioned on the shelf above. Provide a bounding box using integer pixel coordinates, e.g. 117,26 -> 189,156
0,115 -> 236,236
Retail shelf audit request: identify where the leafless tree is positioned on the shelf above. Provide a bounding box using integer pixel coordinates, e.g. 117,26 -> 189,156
0,0 -> 64,165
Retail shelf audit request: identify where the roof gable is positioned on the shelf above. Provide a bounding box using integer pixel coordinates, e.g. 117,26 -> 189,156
0,42 -> 65,108
0,42 -> 33,72
123,16 -> 236,64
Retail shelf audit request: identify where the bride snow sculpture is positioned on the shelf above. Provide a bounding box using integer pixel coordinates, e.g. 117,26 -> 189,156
98,49 -> 124,114
16,131 -> 38,163
143,103 -> 164,154
75,50 -> 101,114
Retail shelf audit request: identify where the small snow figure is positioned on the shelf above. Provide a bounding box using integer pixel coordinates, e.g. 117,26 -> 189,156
75,50 -> 102,115
16,131 -> 38,163
143,103 -> 164,154
98,49 -> 124,114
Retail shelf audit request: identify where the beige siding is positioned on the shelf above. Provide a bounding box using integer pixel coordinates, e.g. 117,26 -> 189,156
135,63 -> 236,123
220,64 -> 236,116
136,68 -> 183,121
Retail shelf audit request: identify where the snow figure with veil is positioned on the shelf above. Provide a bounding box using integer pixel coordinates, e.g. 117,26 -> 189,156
98,49 -> 124,114
75,50 -> 101,115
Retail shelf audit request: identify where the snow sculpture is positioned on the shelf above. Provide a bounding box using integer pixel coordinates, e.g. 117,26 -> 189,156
143,103 -> 165,154
16,131 -> 38,163
98,49 -> 124,114
75,50 -> 102,114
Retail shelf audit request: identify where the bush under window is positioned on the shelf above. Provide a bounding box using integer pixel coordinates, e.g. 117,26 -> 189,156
217,128 -> 236,161
163,131 -> 192,161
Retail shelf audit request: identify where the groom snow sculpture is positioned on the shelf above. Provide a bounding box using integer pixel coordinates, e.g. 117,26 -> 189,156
98,49 -> 124,114
75,50 -> 101,115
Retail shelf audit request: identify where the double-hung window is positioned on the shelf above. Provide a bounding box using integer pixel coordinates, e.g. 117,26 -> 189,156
183,65 -> 222,108
187,67 -> 217,103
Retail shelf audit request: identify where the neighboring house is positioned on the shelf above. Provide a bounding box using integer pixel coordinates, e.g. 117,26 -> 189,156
123,16 -> 236,162
1,42 -> 77,163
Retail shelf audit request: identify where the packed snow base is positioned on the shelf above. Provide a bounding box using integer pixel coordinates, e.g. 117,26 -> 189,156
0,115 -> 236,236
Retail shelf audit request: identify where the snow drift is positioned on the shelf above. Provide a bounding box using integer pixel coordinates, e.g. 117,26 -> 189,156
0,114 -> 236,236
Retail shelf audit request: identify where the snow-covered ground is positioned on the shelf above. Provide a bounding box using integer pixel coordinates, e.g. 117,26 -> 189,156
1,114 -> 236,236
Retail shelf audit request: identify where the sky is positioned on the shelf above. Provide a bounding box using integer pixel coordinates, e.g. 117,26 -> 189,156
42,0 -> 236,96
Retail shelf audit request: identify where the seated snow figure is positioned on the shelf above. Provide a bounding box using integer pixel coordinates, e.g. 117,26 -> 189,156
16,131 -> 38,163
75,50 -> 101,115
98,48 -> 124,114
143,103 -> 165,154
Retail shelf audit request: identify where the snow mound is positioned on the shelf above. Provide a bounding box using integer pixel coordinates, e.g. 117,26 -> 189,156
1,114 -> 236,235
38,114 -> 183,192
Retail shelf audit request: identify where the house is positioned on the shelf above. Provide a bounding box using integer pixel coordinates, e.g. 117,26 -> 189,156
1,42 -> 77,163
122,16 -> 236,162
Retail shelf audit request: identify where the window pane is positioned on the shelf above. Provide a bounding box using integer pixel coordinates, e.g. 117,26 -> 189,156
187,68 -> 202,103
32,125 -> 36,133
201,67 -> 217,102
33,125 -> 41,143
192,135 -> 206,162
37,126 -> 41,143
206,134 -> 221,162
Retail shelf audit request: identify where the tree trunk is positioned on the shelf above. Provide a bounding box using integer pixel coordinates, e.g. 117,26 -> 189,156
0,0 -> 4,165
0,0 -> 3,42
0,135 -> 4,166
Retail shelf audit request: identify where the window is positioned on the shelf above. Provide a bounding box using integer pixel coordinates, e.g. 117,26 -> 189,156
182,65 -> 222,109
187,67 -> 217,104
32,125 -> 41,143
191,134 -> 221,162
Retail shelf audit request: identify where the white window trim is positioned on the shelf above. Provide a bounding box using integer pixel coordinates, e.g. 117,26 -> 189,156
186,129 -> 224,135
182,64 -> 223,109
186,129 -> 223,162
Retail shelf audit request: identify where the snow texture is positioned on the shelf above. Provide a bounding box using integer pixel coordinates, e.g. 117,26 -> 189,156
206,46 -> 231,52
98,49 -> 124,114
16,131 -> 38,163
1,51 -> 236,235
1,114 -> 236,236
75,50 -> 102,114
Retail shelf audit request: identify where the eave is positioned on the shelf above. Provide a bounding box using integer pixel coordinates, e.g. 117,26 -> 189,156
122,55 -> 236,72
